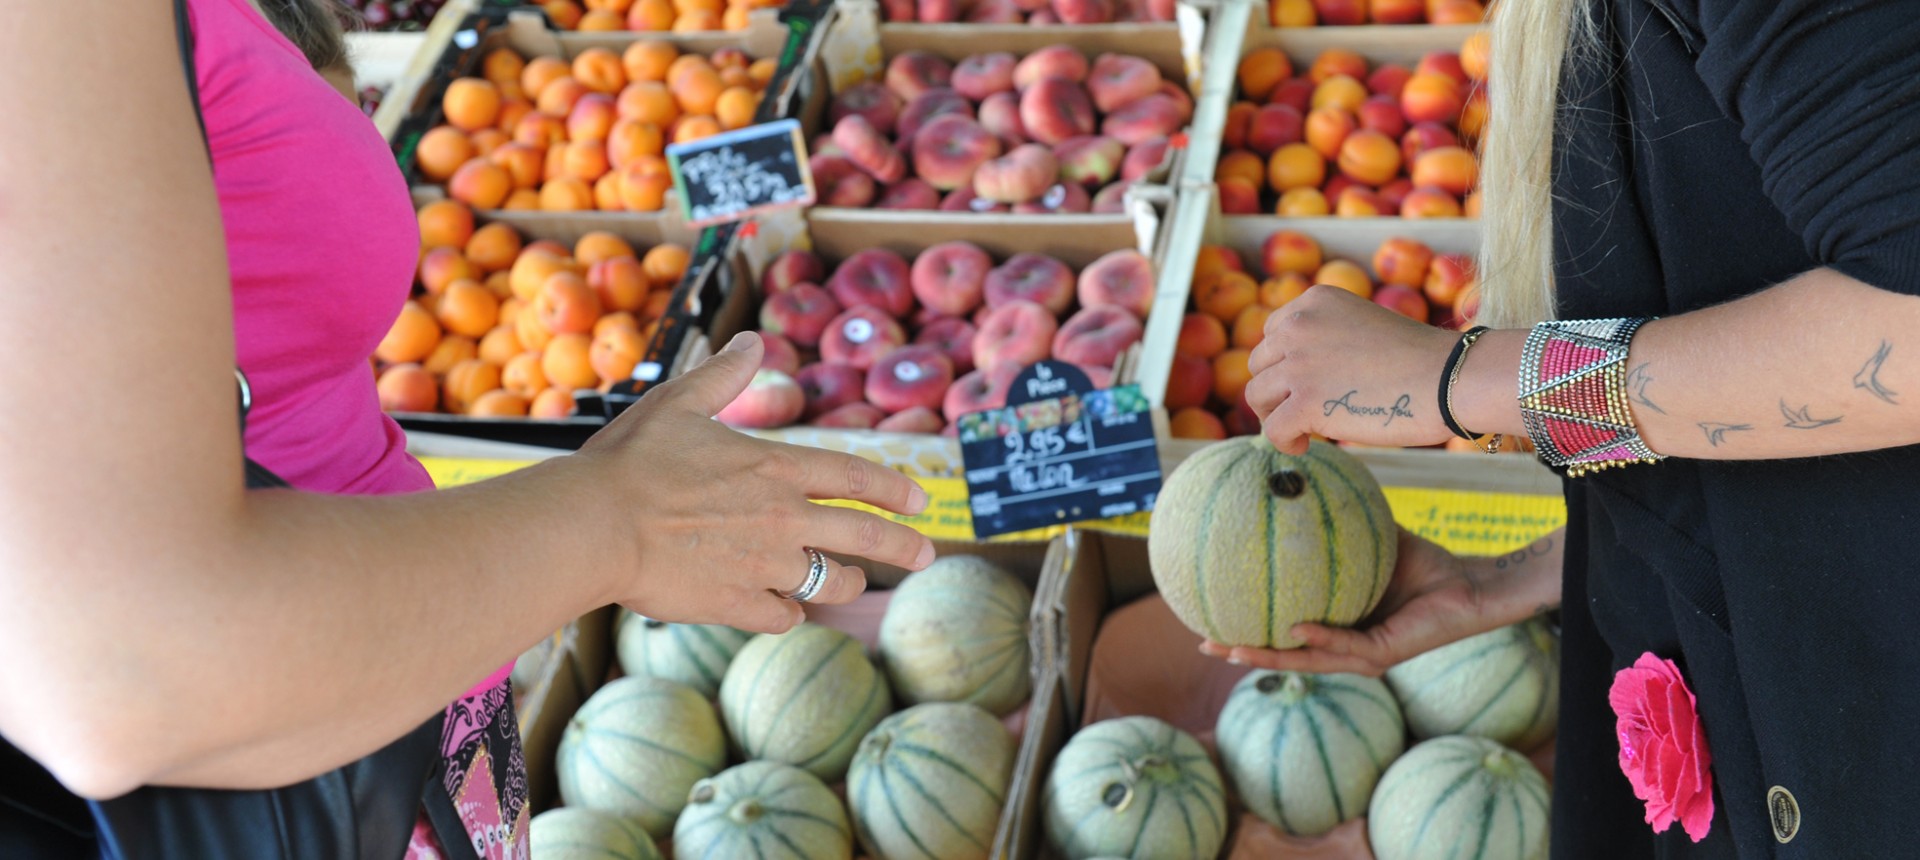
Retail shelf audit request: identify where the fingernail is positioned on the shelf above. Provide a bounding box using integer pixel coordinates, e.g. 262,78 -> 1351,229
722,331 -> 756,353
906,484 -> 929,515
913,542 -> 936,570
1227,657 -> 1246,666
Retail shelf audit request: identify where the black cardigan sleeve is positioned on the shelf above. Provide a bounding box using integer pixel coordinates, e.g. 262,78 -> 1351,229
1673,0 -> 1920,293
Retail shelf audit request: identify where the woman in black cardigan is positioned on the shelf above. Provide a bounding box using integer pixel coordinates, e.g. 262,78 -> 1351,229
1213,0 -> 1920,855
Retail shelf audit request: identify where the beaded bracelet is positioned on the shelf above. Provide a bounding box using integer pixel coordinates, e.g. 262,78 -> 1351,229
1517,318 -> 1665,477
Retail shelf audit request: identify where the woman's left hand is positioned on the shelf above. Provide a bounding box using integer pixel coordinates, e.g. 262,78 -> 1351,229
1247,285 -> 1460,454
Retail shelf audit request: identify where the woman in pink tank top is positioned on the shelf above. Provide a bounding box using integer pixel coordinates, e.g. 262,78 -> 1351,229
0,1 -> 935,857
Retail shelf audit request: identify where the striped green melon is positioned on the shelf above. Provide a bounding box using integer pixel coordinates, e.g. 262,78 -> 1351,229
878,555 -> 1034,716
617,612 -> 756,699
848,702 -> 1016,860
556,676 -> 727,838
1148,437 -> 1397,649
1215,670 -> 1406,837
719,622 -> 893,782
1384,618 -> 1559,750
529,807 -> 663,860
1367,735 -> 1549,860
672,761 -> 854,860
1042,716 -> 1227,860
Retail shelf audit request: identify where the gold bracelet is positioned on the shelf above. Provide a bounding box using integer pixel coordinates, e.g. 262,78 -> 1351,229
1445,328 -> 1504,454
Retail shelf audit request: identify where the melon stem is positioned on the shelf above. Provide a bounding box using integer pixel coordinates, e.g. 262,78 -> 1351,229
1481,750 -> 1518,778
1131,755 -> 1180,784
729,799 -> 764,826
1279,673 -> 1310,704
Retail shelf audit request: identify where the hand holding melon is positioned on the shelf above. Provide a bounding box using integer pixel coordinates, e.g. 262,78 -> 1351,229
1149,437 -> 1397,650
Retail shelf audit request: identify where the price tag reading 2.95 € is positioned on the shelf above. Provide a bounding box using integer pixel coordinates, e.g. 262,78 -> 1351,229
665,118 -> 815,227
957,361 -> 1162,539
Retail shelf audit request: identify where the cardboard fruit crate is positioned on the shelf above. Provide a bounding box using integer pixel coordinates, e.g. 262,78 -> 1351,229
660,204 -> 1179,477
382,5 -> 801,227
1181,0 -> 1483,211
799,0 -> 1207,220
1009,446 -> 1562,859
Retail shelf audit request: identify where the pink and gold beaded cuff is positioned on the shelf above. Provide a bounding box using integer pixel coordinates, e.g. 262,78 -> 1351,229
1518,318 -> 1665,477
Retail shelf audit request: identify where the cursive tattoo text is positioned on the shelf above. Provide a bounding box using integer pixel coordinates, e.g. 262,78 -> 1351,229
1780,399 -> 1843,430
1321,390 -> 1415,427
1625,363 -> 1665,415
1698,422 -> 1752,447
1854,341 -> 1899,405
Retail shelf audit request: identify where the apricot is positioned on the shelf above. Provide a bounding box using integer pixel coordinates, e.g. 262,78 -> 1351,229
526,240 -> 573,260
484,49 -> 527,88
521,56 -> 572,100
715,87 -> 758,130
423,333 -> 479,376
1371,237 -> 1434,287
376,363 -> 438,412
1262,229 -> 1322,276
1460,31 -> 1491,81
1216,149 -> 1266,188
1193,245 -> 1245,280
748,58 -> 778,88
1232,304 -> 1272,350
1269,0 -> 1315,26
590,327 -> 645,382
1177,312 -> 1228,359
516,305 -> 557,353
443,78 -> 502,132
1308,49 -> 1368,85
1334,187 -> 1388,217
1411,145 -> 1477,196
543,145 -> 569,183
496,99 -> 535,135
1212,348 -> 1254,406
512,112 -> 568,148
464,223 -> 524,274
1266,142 -> 1325,192
607,119 -> 665,169
502,189 -> 542,210
670,65 -> 724,115
417,200 -> 475,250
1429,0 -> 1484,24
641,289 -> 675,320
1400,186 -> 1463,218
578,9 -> 627,30
376,301 -> 442,364
537,77 -> 590,118
1310,75 -> 1367,114
443,359 -> 504,413
418,247 -> 479,296
1304,106 -> 1356,161
501,352 -> 549,399
1275,187 -> 1330,216
509,249 -> 574,301
618,81 -> 680,126
469,129 -> 509,157
1462,190 -> 1482,218
673,115 -> 722,144
561,140 -> 612,183
539,177 -> 596,211
1223,102 -> 1257,151
624,41 -> 679,82
439,280 -> 500,338
537,272 -> 603,335
573,48 -> 628,95
722,5 -> 752,30
478,324 -> 525,365
448,159 -> 513,209
639,244 -> 689,286
1400,72 -> 1464,125
1259,272 -> 1313,308
540,0 -> 585,28
1336,129 -> 1402,186
674,8 -> 723,30
1195,270 -> 1259,321
415,126 -> 475,183
1314,259 -> 1373,299
1170,407 -> 1228,441
567,94 -> 619,142
618,163 -> 672,211
543,334 -> 600,389
594,311 -> 642,339
575,232 -> 638,266
591,173 -> 623,211
531,388 -> 578,419
1237,49 -> 1292,102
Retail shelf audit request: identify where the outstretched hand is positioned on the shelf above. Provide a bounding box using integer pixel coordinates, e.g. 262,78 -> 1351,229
1200,529 -> 1506,677
580,332 -> 936,634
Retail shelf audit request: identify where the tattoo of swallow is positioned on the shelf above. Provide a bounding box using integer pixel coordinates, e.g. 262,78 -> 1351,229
1698,422 -> 1752,447
1625,363 -> 1665,415
1854,341 -> 1899,405
1780,399 -> 1843,430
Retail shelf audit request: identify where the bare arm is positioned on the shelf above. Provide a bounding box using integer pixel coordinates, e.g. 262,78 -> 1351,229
1454,269 -> 1920,460
0,2 -> 932,799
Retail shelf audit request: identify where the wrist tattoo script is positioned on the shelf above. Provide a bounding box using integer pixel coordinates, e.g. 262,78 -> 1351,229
1322,390 -> 1414,426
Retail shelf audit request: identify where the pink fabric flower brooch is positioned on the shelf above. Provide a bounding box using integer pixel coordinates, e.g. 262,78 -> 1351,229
1608,652 -> 1714,842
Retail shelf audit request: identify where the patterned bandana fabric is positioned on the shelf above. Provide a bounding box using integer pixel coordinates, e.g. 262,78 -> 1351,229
407,679 -> 530,860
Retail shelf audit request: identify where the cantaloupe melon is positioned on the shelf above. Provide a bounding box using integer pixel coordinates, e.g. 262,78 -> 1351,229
1042,716 -> 1227,860
617,612 -> 755,699
1384,618 -> 1559,750
1148,437 -> 1397,649
556,676 -> 727,838
529,807 -> 663,860
1367,735 -> 1550,860
848,702 -> 1016,860
878,555 -> 1034,717
672,761 -> 854,860
1215,670 -> 1405,837
718,622 -> 893,782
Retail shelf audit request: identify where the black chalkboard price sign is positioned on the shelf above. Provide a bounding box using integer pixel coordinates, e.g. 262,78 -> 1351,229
665,118 -> 815,227
957,361 -> 1162,539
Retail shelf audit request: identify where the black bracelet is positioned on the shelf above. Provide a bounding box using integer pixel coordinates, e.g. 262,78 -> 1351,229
1438,326 -> 1490,441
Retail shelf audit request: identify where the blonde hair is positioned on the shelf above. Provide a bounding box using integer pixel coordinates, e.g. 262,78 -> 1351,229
253,0 -> 356,75
1475,0 -> 1593,327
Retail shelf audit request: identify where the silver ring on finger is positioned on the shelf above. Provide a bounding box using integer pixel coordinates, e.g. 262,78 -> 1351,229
779,547 -> 830,603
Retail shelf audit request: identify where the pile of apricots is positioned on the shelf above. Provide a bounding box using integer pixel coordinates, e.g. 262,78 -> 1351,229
1165,231 -> 1477,440
530,0 -> 785,33
1217,31 -> 1488,218
1266,0 -> 1483,26
413,43 -> 777,213
371,200 -> 692,418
